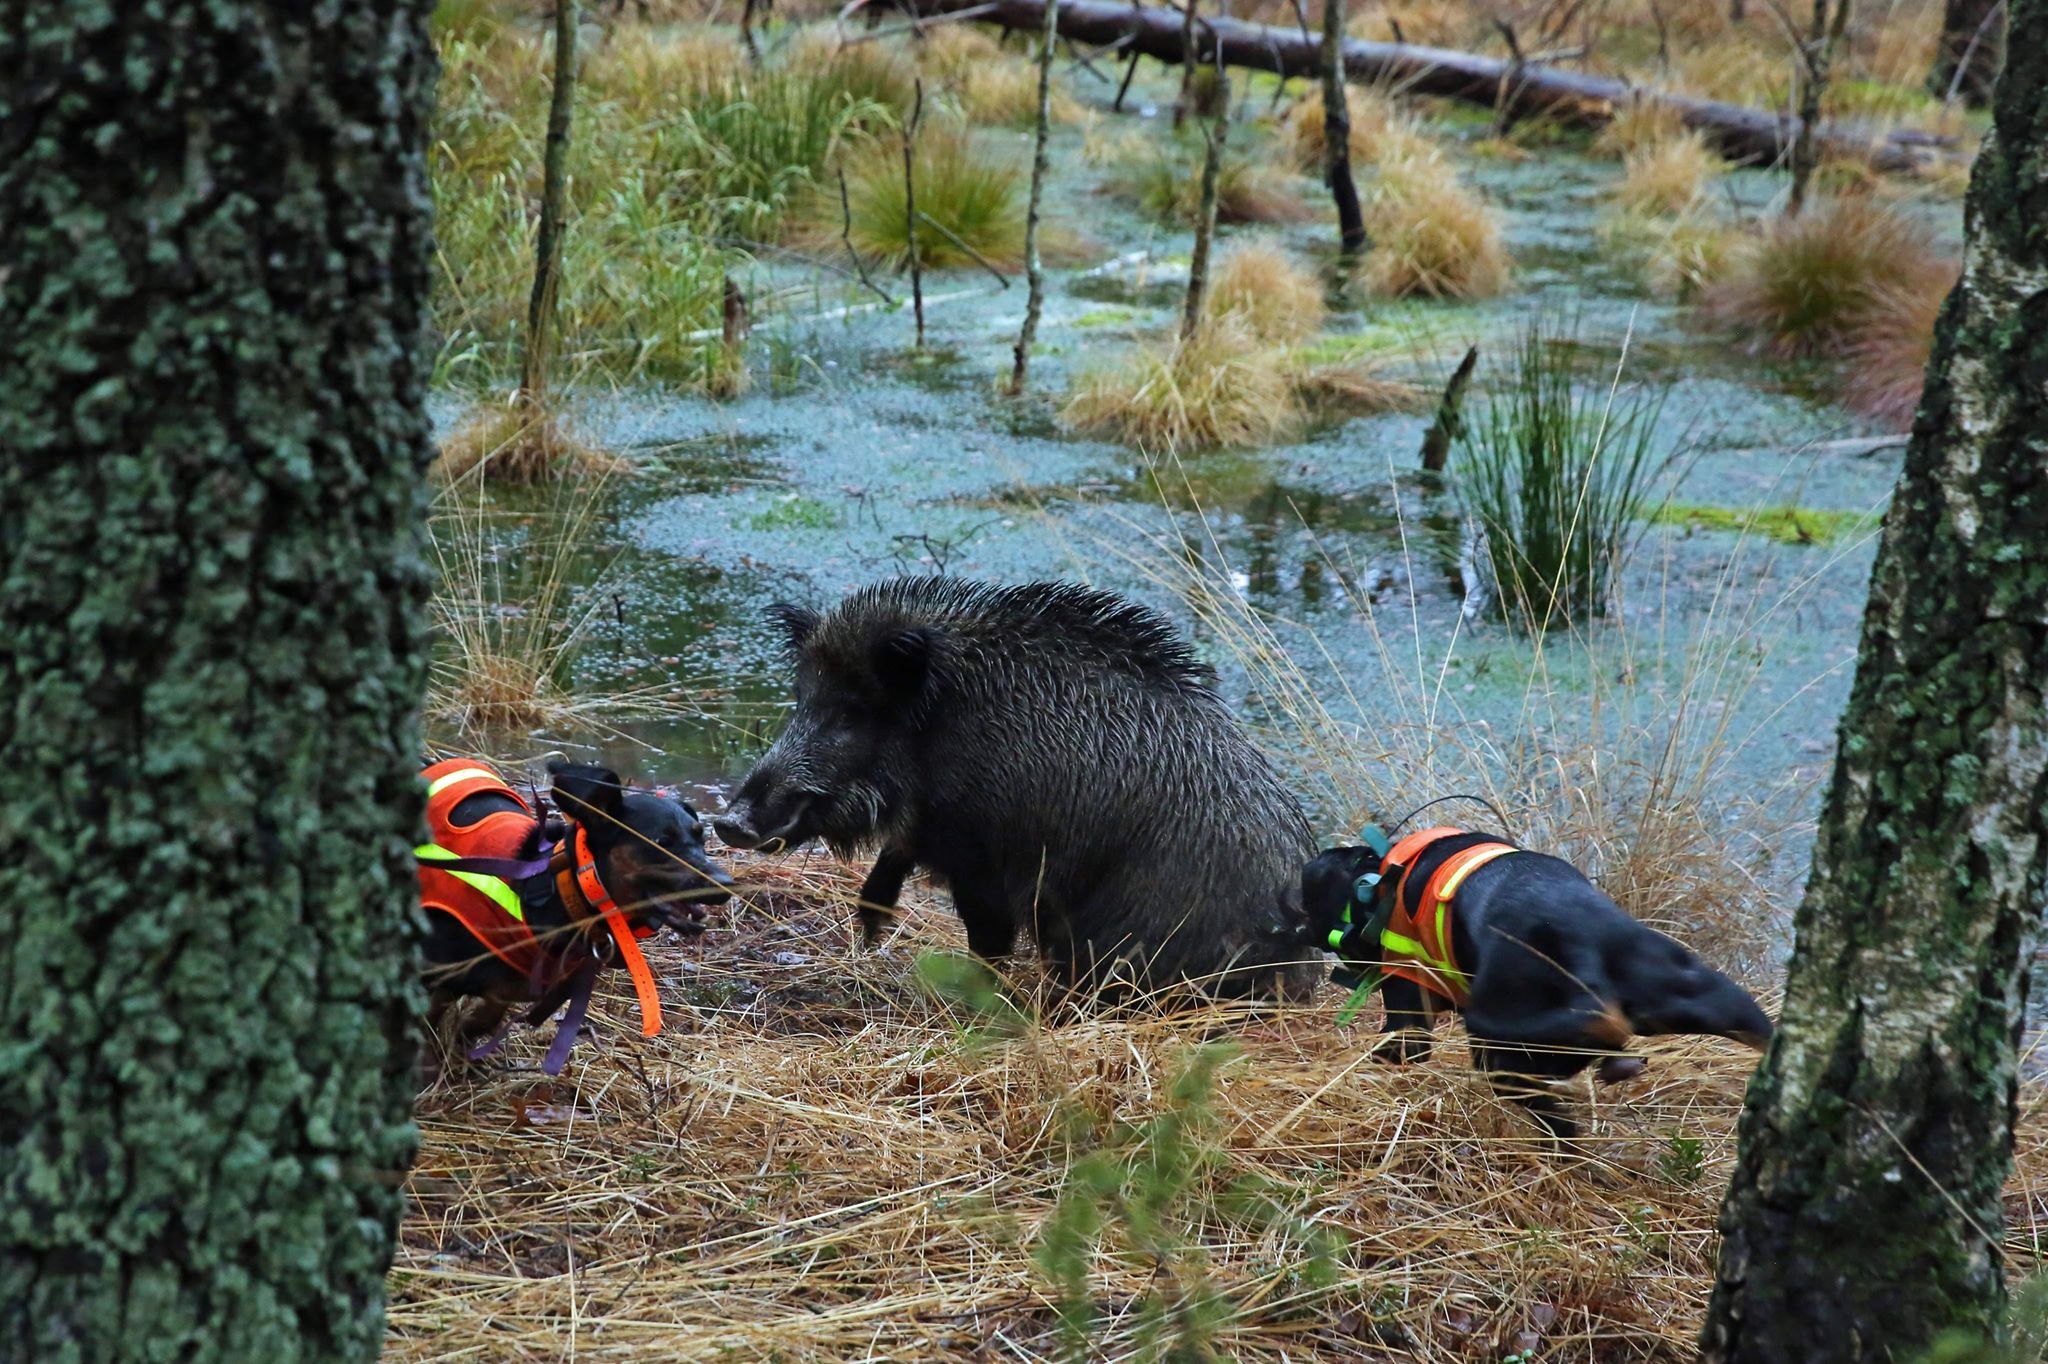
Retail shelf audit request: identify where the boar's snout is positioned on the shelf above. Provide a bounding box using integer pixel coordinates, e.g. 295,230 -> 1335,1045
715,776 -> 814,854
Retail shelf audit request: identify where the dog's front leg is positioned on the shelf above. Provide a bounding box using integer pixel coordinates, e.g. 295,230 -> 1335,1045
1373,976 -> 1438,1064
1469,1036 -> 1577,1139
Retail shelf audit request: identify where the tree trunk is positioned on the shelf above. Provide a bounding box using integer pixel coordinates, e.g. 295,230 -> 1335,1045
0,3 -> 436,1360
908,0 -> 1954,172
522,0 -> 581,403
1181,58 -> 1229,343
1787,0 -> 1851,217
1321,0 -> 1368,257
1011,0 -> 1060,394
1930,0 -> 2005,107
1702,0 -> 2048,1351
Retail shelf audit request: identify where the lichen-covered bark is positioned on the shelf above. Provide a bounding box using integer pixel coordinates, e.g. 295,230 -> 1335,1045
1702,1 -> 2048,1355
0,4 -> 437,1361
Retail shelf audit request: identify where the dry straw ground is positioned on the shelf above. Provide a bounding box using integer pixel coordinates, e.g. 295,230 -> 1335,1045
401,525 -> 2048,1359
390,865 -> 2048,1361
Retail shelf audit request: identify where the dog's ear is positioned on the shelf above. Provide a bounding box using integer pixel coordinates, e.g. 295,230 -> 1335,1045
549,761 -> 627,833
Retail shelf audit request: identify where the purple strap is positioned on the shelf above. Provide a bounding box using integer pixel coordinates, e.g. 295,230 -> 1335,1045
539,961 -> 599,1076
466,1013 -> 517,1062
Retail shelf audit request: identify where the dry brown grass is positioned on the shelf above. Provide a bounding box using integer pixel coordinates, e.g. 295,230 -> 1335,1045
920,25 -> 1082,127
1842,265 -> 1958,427
1277,86 -> 1404,172
1063,317 -> 1299,453
1350,0 -> 1476,47
1290,357 -> 1428,418
1699,194 -> 1955,359
1604,210 -> 1744,300
1356,162 -> 1510,300
1612,131 -> 1726,217
387,879 -> 1938,1362
1208,238 -> 1326,344
389,538 -> 2048,1359
1126,142 -> 1316,227
425,469 -> 725,746
436,398 -> 627,484
1592,96 -> 1688,159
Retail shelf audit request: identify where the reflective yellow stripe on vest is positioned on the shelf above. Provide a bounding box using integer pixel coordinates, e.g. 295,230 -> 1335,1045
426,766 -> 500,799
1380,845 -> 1518,995
416,843 -> 525,921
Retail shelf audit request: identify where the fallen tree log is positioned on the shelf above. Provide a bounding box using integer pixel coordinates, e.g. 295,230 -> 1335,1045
898,0 -> 1954,171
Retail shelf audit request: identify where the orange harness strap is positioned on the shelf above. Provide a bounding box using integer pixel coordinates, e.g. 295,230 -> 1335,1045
557,828 -> 664,1039
1377,829 -> 1519,1007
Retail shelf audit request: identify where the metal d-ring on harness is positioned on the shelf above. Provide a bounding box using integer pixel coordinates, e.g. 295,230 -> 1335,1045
1326,794 -> 1517,1025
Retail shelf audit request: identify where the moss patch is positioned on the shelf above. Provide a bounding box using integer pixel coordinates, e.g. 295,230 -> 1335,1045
1652,502 -> 1880,545
744,495 -> 844,531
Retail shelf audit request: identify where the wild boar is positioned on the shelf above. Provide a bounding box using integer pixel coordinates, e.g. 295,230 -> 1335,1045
714,578 -> 1316,1000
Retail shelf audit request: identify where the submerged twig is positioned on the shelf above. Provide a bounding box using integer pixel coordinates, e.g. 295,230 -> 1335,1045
919,212 -> 1014,290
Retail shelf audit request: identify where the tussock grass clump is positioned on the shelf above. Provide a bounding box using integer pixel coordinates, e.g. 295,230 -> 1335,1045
1612,131 -> 1725,216
1079,114 -> 1152,168
1207,239 -> 1325,344
424,474 -> 712,744
1603,210 -> 1742,300
1351,0 -> 1473,47
1356,162 -> 1510,300
1842,267 -> 1957,427
1278,86 -> 1407,172
788,30 -> 922,119
1453,322 -> 1669,630
436,397 -> 628,484
1592,96 -> 1687,159
822,122 -> 1028,271
1699,194 -> 1953,359
439,24 -> 914,386
919,27 -> 1081,126
1063,317 -> 1297,453
1124,141 -> 1313,226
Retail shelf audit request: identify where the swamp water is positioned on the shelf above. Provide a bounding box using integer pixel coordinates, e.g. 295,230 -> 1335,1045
433,79 -> 1958,956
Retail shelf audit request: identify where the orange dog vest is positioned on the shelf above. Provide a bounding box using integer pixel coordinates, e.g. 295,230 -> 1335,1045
1374,826 -> 1519,1007
417,759 -> 546,977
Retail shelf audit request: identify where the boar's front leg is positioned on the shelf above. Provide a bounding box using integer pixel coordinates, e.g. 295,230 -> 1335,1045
857,847 -> 916,947
952,880 -> 1019,963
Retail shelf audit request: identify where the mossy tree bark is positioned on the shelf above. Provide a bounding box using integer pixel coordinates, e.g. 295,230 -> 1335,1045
0,3 -> 437,1360
1929,0 -> 2005,106
1701,1 -> 2048,1353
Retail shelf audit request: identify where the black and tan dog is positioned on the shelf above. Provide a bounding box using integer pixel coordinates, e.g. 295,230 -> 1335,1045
418,757 -> 733,1076
1302,826 -> 1771,1137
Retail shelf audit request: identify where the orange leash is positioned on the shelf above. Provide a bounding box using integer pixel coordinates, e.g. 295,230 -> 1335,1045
574,828 -> 664,1038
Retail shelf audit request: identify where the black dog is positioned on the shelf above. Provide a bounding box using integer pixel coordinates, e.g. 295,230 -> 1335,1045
1302,829 -> 1771,1137
420,759 -> 733,1075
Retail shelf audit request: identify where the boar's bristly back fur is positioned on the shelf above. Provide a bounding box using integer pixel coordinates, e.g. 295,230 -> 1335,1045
730,577 -> 1318,1001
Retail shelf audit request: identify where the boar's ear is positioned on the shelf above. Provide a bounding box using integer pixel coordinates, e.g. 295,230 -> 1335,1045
549,761 -> 626,831
768,602 -> 821,650
873,626 -> 939,701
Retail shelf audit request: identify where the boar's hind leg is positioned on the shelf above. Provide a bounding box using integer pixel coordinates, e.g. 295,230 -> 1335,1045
857,848 -> 916,947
